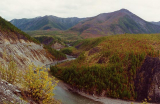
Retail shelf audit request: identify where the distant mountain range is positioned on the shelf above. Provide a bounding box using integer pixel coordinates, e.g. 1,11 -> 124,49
10,16 -> 84,31
151,21 -> 160,26
10,9 -> 160,38
70,9 -> 160,38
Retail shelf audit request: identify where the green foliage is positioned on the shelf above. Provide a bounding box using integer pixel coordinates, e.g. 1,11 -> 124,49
50,52 -> 147,100
73,37 -> 106,51
35,36 -> 64,46
118,15 -> 143,34
44,45 -> 66,60
26,30 -> 83,42
61,47 -> 73,55
76,52 -> 86,62
51,34 -> 160,101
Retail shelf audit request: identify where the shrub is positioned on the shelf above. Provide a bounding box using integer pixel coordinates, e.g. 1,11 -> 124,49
24,64 -> 58,104
44,45 -> 66,60
0,60 -> 21,84
61,48 -> 73,55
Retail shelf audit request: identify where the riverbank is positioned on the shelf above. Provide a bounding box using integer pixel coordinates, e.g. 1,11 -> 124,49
49,55 -> 153,104
57,80 -> 147,104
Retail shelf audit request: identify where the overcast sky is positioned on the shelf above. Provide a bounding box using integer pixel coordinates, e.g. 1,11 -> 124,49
1,0 -> 160,22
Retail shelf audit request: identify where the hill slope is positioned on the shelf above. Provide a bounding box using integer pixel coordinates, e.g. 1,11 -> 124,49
10,16 -> 85,31
70,9 -> 160,38
0,16 -> 53,68
50,34 -> 160,102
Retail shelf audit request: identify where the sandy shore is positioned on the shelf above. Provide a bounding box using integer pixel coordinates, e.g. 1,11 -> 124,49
56,80 -> 147,104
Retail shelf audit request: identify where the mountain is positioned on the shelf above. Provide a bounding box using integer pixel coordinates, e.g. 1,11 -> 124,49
10,16 -> 85,31
0,16 -> 53,68
10,9 -> 160,39
151,21 -> 160,26
70,9 -> 160,38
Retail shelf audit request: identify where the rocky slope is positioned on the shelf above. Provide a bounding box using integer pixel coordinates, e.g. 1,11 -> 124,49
0,17 -> 53,69
70,9 -> 160,38
10,16 -> 85,31
0,79 -> 29,104
0,15 -> 55,103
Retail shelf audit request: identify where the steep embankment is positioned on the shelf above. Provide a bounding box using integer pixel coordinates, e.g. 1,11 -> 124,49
0,16 -> 56,103
0,16 -> 53,68
50,34 -> 160,103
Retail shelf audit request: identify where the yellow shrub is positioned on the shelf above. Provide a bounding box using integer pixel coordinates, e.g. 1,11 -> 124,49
24,64 -> 58,104
0,60 -> 21,84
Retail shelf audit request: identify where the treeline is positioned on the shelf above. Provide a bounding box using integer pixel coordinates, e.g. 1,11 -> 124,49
44,45 -> 66,60
60,47 -> 74,55
0,17 -> 39,44
50,52 -> 148,100
50,34 -> 160,101
35,36 -> 64,46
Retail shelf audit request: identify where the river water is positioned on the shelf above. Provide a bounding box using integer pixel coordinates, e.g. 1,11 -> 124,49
53,83 -> 101,104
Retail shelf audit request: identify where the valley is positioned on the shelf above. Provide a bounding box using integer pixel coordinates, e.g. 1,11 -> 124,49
1,8 -> 160,104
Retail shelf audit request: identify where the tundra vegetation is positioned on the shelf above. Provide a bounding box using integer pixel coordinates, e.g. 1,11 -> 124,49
50,34 -> 160,101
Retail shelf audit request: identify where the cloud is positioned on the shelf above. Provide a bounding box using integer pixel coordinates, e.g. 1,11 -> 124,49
0,0 -> 160,21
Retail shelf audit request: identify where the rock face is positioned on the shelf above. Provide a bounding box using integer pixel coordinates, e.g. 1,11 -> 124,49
135,56 -> 160,102
0,79 -> 28,104
0,31 -> 53,69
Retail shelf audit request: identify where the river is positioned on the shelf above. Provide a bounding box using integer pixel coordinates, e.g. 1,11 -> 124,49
48,55 -> 142,104
47,55 -> 102,104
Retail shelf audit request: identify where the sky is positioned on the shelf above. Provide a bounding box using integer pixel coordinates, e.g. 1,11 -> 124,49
1,0 -> 160,22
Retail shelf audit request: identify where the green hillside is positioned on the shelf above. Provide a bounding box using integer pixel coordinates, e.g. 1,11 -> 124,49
26,30 -> 83,42
0,16 -> 39,43
50,34 -> 160,102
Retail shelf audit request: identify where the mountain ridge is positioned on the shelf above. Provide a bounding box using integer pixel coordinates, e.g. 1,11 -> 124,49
10,15 -> 85,31
70,9 -> 160,38
151,21 -> 160,26
10,9 -> 160,38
